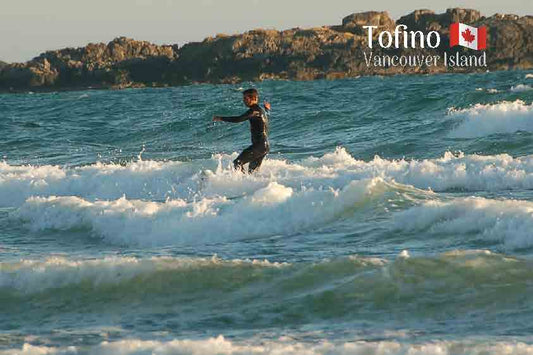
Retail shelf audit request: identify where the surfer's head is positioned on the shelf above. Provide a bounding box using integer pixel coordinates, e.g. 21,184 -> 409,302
242,88 -> 259,107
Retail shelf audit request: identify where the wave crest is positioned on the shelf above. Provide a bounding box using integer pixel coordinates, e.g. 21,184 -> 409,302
448,100 -> 533,138
2,148 -> 532,210
13,178 -> 390,246
394,197 -> 533,250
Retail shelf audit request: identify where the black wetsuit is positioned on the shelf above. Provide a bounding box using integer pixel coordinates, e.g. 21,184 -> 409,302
220,104 -> 270,173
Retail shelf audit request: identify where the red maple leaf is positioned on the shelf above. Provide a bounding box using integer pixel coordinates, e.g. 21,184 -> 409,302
462,28 -> 476,43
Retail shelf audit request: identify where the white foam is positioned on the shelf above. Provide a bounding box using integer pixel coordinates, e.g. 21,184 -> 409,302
394,197 -> 533,250
13,178 -> 389,246
449,100 -> 533,137
475,87 -> 499,93
4,336 -> 533,355
2,148 -> 533,210
510,84 -> 533,92
0,159 -> 201,207
203,149 -> 533,197
398,250 -> 410,259
0,256 -> 288,294
526,73 -> 533,79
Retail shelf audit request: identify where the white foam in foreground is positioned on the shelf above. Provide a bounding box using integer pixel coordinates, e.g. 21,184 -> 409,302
199,149 -> 533,199
13,178 -> 389,246
0,159 -> 203,207
394,197 -> 533,250
448,100 -> 533,137
3,336 -> 533,355
2,148 -> 533,209
253,149 -> 533,192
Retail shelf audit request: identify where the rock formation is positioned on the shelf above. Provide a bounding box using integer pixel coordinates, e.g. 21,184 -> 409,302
0,8 -> 531,92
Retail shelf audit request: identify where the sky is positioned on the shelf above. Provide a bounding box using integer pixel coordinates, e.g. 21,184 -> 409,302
1,0 -> 531,63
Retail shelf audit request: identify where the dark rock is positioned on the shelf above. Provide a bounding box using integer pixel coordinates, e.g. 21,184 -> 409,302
477,14 -> 533,69
397,9 -> 442,32
445,8 -> 482,24
341,11 -> 395,34
0,37 -> 178,91
397,8 -> 482,33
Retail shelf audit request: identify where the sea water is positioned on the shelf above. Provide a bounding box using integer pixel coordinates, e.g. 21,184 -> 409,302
1,71 -> 533,354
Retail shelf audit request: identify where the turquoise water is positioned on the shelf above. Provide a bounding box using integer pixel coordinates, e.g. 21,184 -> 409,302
1,71 -> 533,354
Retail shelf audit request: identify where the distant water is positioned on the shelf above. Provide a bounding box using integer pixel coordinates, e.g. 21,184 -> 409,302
1,71 -> 533,354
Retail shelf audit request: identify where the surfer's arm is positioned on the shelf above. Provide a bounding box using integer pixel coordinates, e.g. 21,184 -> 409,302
215,109 -> 255,123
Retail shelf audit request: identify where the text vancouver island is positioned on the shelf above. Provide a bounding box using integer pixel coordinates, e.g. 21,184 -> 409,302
362,25 -> 487,68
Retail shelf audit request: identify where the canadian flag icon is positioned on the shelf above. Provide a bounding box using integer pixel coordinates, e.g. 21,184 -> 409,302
450,23 -> 487,50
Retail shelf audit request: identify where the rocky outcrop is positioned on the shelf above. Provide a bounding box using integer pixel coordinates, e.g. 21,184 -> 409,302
0,8 -> 531,92
0,37 -> 178,90
478,14 -> 533,70
397,8 -> 482,31
340,11 -> 396,34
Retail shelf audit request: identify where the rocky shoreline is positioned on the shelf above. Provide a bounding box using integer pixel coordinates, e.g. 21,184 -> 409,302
1,8 -> 532,93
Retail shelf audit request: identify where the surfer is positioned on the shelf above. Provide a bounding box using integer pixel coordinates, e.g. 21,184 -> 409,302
213,89 -> 271,174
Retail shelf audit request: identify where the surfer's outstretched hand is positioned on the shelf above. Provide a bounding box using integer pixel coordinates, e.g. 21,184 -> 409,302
263,101 -> 271,111
213,116 -> 222,122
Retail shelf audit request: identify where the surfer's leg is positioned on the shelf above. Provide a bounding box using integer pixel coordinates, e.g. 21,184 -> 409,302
248,143 -> 269,173
248,154 -> 266,173
247,142 -> 269,173
233,146 -> 255,172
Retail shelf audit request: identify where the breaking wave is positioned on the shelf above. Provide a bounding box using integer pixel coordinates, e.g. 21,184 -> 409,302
0,159 -> 198,207
448,100 -> 533,137
394,197 -> 533,250
12,178 -> 394,246
510,84 -> 533,92
2,148 -> 533,210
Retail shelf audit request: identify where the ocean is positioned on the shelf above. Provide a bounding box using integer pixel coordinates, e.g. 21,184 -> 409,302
1,71 -> 533,354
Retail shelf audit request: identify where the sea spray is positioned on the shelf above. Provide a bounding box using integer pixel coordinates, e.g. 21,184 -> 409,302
2,149 -> 533,209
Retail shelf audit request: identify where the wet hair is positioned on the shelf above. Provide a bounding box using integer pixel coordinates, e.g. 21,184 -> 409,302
242,88 -> 259,99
